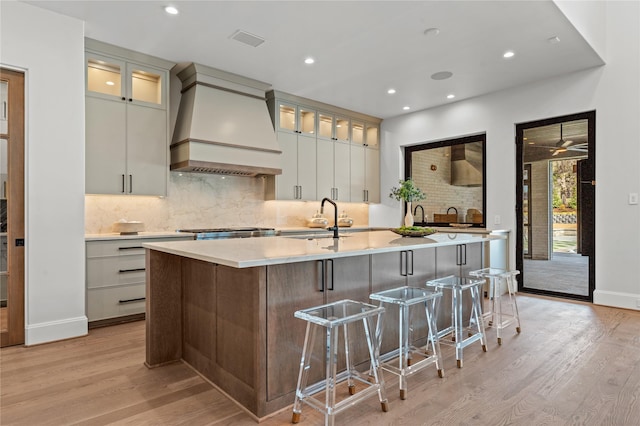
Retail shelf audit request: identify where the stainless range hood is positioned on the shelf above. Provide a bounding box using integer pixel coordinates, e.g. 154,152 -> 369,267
450,143 -> 483,187
170,63 -> 282,177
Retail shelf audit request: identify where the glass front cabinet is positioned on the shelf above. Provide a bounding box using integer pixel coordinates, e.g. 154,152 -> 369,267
84,39 -> 172,196
266,91 -> 380,203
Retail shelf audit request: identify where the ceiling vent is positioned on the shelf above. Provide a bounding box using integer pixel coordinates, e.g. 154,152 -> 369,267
229,30 -> 265,47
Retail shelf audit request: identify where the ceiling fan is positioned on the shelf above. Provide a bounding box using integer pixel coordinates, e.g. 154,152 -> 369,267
527,122 -> 588,156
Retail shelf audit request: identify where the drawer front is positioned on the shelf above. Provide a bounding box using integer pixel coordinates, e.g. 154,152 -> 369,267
87,283 -> 146,321
87,255 -> 146,288
86,236 -> 193,257
87,240 -> 146,257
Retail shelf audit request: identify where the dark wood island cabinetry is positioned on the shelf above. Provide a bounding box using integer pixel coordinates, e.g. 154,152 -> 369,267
144,231 -> 503,420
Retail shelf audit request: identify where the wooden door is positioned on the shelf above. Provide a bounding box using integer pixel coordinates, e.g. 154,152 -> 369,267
1,68 -> 25,347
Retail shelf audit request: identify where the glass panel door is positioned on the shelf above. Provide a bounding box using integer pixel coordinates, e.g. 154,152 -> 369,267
298,108 -> 316,135
86,54 -> 123,98
129,64 -> 163,106
318,112 -> 333,140
278,102 -> 296,132
335,116 -> 349,142
351,120 -> 364,145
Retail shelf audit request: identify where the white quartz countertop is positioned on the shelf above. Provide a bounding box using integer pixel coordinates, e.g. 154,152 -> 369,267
85,231 -> 194,241
143,230 -> 504,268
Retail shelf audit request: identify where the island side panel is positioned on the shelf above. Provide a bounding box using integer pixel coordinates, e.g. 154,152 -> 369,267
215,264 -> 267,417
145,249 -> 183,367
182,259 -> 216,379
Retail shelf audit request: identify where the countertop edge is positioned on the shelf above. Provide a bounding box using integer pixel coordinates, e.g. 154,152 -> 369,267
143,231 -> 505,268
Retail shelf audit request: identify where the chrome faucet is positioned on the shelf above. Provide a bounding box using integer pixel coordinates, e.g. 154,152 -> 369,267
413,204 -> 425,224
321,197 -> 339,239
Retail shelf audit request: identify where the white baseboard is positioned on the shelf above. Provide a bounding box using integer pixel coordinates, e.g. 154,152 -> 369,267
593,290 -> 640,311
25,316 -> 88,346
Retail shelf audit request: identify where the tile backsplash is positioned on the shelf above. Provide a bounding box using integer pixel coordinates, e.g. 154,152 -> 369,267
85,172 -> 369,234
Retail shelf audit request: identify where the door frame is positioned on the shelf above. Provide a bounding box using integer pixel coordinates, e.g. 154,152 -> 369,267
515,111 -> 596,302
1,68 -> 25,347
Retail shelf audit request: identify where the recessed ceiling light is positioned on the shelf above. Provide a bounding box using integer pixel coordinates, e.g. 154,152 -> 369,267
423,27 -> 440,37
447,94 -> 455,99
105,81 -> 115,86
547,36 -> 561,44
304,57 -> 315,65
403,106 -> 410,110
164,6 -> 178,15
387,89 -> 396,94
431,71 -> 453,80
503,50 -> 515,59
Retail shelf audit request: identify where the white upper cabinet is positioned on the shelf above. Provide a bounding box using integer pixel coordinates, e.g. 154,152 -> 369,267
86,53 -> 166,109
365,123 -> 379,148
276,101 -> 316,136
266,91 -> 380,202
84,39 -> 173,196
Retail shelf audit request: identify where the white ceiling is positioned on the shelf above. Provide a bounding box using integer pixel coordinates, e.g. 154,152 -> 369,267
25,0 -> 604,119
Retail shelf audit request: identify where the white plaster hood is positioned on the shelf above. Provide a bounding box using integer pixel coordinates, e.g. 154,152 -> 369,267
170,63 -> 282,177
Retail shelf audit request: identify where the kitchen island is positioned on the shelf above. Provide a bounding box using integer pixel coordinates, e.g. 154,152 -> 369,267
143,230 -> 505,420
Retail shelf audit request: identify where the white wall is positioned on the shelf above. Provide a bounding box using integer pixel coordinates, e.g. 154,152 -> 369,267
1,2 -> 87,344
375,1 -> 640,310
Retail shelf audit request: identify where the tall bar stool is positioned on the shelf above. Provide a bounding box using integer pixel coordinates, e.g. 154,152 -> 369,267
291,299 -> 389,426
469,267 -> 521,345
425,275 -> 487,368
369,286 -> 444,400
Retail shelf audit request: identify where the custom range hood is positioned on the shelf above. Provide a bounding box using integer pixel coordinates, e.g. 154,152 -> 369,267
450,143 -> 483,187
171,63 -> 282,176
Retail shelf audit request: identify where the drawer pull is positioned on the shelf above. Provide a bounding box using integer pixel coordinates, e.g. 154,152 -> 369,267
118,246 -> 144,250
118,297 -> 145,304
118,268 -> 146,273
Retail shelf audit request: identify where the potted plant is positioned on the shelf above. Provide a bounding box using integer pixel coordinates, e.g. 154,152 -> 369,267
389,178 -> 426,226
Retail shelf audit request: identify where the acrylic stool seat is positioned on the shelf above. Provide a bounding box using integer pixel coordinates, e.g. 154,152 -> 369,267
291,299 -> 389,426
369,286 -> 444,400
425,275 -> 487,368
469,267 -> 522,345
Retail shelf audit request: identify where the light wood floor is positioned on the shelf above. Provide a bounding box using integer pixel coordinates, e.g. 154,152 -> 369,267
2,294 -> 639,425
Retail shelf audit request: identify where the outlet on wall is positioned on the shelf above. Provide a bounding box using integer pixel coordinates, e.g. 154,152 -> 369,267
629,193 -> 638,205
494,215 -> 501,225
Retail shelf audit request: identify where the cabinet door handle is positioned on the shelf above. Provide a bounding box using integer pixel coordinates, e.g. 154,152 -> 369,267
327,259 -> 334,291
400,251 -> 407,276
408,250 -> 414,275
298,185 -> 302,199
129,174 -> 133,193
456,245 -> 462,266
118,268 -> 146,273
118,246 -> 144,250
121,174 -> 126,193
2,181 -> 6,198
462,244 -> 467,265
118,297 -> 145,304
335,188 -> 338,200
317,260 -> 324,292
121,97 -> 126,101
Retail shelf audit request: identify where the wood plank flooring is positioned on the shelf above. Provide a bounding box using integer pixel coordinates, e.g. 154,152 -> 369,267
2,294 -> 639,425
